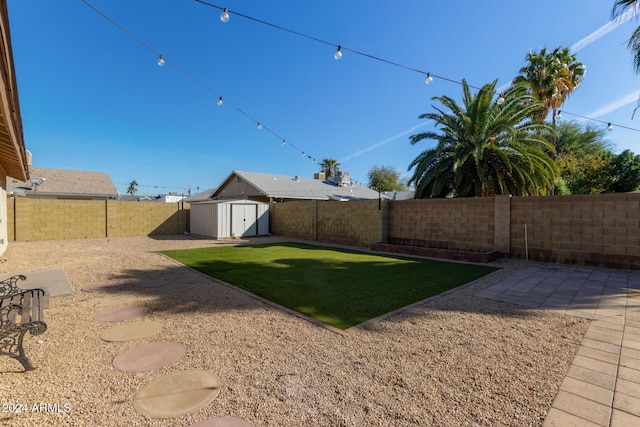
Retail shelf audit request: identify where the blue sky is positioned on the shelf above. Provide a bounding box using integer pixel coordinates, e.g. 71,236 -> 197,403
8,0 -> 640,196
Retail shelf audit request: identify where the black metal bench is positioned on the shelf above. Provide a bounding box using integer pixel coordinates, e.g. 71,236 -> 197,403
0,275 -> 47,371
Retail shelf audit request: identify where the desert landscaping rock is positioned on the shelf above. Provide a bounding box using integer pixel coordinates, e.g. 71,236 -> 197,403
132,279 -> 168,288
112,341 -> 186,372
0,236 -> 590,426
133,369 -> 222,419
100,320 -> 163,342
189,417 -> 254,427
85,293 -> 139,308
93,306 -> 147,322
81,283 -> 127,292
174,276 -> 206,285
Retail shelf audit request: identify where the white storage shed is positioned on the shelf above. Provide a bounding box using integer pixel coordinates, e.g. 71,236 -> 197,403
190,199 -> 270,238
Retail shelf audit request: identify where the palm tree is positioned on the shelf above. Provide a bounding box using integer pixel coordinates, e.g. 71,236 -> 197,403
613,1 -> 640,73
319,158 -> 340,178
127,180 -> 138,196
513,47 -> 585,150
408,80 -> 557,198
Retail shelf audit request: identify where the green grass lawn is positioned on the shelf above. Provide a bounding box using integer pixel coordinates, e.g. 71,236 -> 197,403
160,242 -> 498,330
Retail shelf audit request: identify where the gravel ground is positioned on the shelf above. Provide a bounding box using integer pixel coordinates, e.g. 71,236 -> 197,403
0,235 -> 589,427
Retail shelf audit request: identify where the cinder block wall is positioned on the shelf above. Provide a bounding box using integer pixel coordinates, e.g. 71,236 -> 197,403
10,198 -> 106,240
387,198 -> 495,251
270,193 -> 640,269
7,198 -> 189,241
510,193 -> 640,269
316,199 -> 384,246
271,200 -> 317,241
271,200 -> 385,247
107,201 -> 189,237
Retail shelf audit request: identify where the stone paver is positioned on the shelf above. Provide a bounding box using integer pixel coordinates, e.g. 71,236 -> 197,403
478,264 -> 640,427
133,369 -> 222,419
100,320 -> 163,342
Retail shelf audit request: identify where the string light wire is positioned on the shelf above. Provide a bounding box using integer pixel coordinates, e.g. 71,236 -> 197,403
80,0 -> 640,173
79,0 -> 320,163
194,0 -> 640,133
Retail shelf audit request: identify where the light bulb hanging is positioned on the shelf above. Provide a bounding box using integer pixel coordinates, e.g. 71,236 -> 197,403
217,97 -> 223,106
281,140 -> 286,146
555,110 -> 562,120
496,94 -> 505,105
334,46 -> 342,60
220,8 -> 230,23
157,55 -> 165,67
257,122 -> 262,129
425,73 -> 433,85
607,123 -> 613,131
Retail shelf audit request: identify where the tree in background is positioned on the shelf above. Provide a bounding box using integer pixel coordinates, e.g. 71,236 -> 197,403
319,158 -> 340,178
367,165 -> 407,192
554,121 -> 613,194
612,1 -> 640,73
127,180 -> 138,196
553,121 -> 640,193
513,47 -> 585,149
607,149 -> 640,192
408,80 -> 557,198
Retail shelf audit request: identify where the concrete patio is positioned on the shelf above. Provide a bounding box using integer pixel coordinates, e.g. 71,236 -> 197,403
477,265 -> 640,426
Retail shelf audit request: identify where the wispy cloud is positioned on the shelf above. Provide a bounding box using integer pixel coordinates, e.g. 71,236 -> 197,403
497,7 -> 640,96
345,6 -> 640,163
571,5 -> 640,52
339,122 -> 429,163
583,90 -> 640,118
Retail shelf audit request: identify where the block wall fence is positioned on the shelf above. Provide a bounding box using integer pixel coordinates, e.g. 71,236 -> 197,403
271,194 -> 640,270
7,194 -> 640,269
6,198 -> 189,241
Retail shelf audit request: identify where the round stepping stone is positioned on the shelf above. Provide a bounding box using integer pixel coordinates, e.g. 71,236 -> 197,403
86,294 -> 139,308
93,306 -> 147,322
82,283 -> 126,292
133,279 -> 167,288
190,417 -> 254,427
100,320 -> 162,342
133,370 -> 222,419
112,341 -> 186,372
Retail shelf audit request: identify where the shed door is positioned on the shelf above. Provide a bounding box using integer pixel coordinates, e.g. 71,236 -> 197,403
231,204 -> 258,237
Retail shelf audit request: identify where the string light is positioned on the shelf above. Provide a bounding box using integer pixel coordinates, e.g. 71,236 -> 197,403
257,122 -> 262,129
192,0 -> 640,134
607,123 -> 613,131
80,0 -> 639,176
334,46 -> 342,61
425,73 -> 433,85
220,8 -> 229,23
555,110 -> 562,120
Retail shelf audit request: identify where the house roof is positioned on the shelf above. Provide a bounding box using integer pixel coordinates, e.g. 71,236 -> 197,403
183,188 -> 217,202
216,170 -> 381,201
0,1 -> 29,181
9,166 -> 118,197
383,190 -> 415,200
